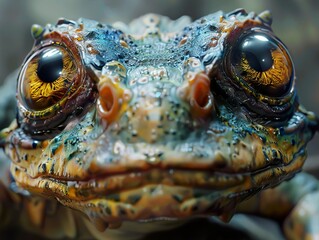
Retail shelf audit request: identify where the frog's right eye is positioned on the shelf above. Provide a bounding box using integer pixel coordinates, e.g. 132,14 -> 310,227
229,31 -> 294,98
214,29 -> 297,123
18,46 -> 77,111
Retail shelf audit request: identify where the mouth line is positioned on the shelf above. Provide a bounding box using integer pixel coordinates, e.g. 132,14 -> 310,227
11,152 -> 304,223
41,148 -> 291,185
28,163 -> 285,201
59,168 -> 249,190
11,142 -> 306,204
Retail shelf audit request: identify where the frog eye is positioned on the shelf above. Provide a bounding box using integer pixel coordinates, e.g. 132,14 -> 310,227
230,32 -> 293,97
18,46 -> 77,111
17,41 -> 97,139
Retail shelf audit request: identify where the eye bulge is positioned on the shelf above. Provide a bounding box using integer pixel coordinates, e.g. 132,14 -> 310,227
19,46 -> 77,111
230,32 -> 293,97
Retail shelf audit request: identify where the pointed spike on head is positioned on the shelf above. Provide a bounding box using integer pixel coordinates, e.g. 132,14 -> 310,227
226,8 -> 248,18
31,24 -> 44,40
56,18 -> 77,26
258,10 -> 273,26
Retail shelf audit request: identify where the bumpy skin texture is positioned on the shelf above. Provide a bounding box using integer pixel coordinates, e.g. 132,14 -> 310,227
0,9 -> 319,239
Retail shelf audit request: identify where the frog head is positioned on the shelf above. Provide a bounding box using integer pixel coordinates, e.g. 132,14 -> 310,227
1,9 -> 318,229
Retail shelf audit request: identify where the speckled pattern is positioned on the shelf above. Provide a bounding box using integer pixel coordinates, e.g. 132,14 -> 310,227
1,9 -> 319,239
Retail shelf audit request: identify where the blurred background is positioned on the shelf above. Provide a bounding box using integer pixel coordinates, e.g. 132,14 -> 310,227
0,0 -> 318,172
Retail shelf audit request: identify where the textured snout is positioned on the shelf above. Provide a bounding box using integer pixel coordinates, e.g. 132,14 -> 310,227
96,64 -> 214,144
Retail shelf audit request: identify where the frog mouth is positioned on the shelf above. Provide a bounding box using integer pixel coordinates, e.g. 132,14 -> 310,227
8,110 -> 310,225
9,123 -> 308,225
11,147 -> 304,225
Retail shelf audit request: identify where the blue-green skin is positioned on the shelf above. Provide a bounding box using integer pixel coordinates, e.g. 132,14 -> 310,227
0,9 -> 319,239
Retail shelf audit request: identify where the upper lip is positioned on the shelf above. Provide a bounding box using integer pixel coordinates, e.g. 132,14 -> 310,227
12,143 -> 303,203
40,163 -> 279,201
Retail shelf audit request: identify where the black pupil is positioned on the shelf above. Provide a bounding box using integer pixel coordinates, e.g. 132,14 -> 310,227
240,34 -> 274,72
37,48 -> 63,83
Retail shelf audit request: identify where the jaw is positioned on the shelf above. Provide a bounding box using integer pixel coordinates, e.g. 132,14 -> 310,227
10,146 -> 305,228
5,108 -> 314,228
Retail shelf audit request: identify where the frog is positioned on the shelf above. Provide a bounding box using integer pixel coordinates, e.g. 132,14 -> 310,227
0,8 -> 319,240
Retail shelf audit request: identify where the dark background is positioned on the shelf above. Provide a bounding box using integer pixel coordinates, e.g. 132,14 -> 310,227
0,0 -> 318,171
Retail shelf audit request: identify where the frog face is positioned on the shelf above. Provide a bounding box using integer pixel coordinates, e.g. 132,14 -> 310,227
3,10 -> 317,227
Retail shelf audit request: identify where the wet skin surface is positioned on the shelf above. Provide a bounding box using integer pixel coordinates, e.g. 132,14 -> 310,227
0,9 -> 319,239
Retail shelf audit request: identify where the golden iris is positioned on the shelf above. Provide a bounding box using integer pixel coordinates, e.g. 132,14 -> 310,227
20,46 -> 77,111
231,33 -> 293,97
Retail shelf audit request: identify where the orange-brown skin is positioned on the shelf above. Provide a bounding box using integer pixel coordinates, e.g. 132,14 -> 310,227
0,9 -> 319,239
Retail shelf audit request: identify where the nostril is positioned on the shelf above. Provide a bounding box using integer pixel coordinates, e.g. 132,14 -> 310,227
97,84 -> 119,123
100,85 -> 114,112
190,73 -> 215,118
194,80 -> 210,108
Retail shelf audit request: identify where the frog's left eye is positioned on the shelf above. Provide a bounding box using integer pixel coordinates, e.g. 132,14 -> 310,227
19,46 -> 77,111
230,32 -> 293,97
17,41 -> 97,139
